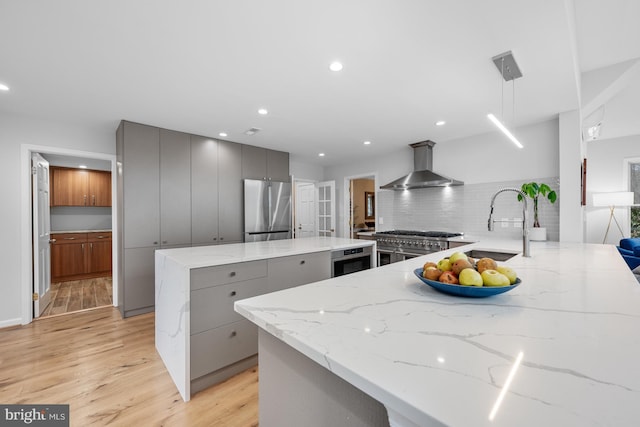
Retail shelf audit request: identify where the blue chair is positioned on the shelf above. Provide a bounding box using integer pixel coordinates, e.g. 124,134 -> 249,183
617,238 -> 640,271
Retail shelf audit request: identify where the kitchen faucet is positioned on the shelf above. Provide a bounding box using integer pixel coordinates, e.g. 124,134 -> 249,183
488,188 -> 530,257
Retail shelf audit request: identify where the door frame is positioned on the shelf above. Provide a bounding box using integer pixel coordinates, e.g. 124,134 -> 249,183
343,172 -> 377,240
20,144 -> 118,325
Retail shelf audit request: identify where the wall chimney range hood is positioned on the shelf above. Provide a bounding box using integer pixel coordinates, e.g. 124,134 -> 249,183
380,140 -> 463,190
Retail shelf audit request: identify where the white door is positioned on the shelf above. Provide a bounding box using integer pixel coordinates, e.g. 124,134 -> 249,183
316,181 -> 335,237
295,182 -> 316,238
32,153 -> 52,317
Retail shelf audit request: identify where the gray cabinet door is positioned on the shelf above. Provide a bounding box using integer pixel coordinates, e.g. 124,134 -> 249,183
123,246 -> 156,316
267,251 -> 331,292
241,145 -> 267,180
160,129 -> 191,247
267,149 -> 290,182
218,141 -> 243,243
191,136 -> 219,245
123,122 -> 160,249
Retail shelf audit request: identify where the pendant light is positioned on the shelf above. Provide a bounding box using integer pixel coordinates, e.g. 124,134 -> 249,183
488,51 -> 523,148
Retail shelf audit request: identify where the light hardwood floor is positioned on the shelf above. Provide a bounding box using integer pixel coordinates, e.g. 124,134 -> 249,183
42,277 -> 113,317
0,307 -> 259,426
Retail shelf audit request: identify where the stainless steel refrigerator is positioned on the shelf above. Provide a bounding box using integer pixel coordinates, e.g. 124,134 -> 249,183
244,179 -> 292,242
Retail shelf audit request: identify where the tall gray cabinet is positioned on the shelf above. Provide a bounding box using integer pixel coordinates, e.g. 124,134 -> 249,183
117,121 -> 257,317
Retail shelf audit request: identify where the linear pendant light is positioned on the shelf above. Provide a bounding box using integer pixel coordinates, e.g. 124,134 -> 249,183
489,51 -> 523,149
487,113 -> 523,148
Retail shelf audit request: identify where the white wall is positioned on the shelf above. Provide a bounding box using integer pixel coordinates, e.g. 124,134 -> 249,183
325,119 -> 560,238
584,134 -> 640,244
0,112 -> 115,327
290,158 -> 324,182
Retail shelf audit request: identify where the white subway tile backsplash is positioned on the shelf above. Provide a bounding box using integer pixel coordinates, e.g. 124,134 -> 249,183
377,177 -> 560,240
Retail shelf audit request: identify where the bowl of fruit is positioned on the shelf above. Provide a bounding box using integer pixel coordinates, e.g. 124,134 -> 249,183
414,251 -> 521,297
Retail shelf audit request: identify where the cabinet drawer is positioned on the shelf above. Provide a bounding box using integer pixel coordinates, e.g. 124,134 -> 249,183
87,231 -> 112,242
191,260 -> 267,291
267,251 -> 331,292
51,233 -> 88,243
190,319 -> 258,380
190,277 -> 266,335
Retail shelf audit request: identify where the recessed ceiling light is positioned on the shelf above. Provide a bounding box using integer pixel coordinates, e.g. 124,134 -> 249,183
329,62 -> 343,72
435,120 -> 446,126
318,153 -> 325,157
0,83 -> 9,91
78,165 -> 87,169
219,132 -> 227,137
363,141 -> 371,145
258,108 -> 268,115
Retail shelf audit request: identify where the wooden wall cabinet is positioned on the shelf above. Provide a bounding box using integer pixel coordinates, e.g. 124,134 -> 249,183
51,232 -> 112,282
50,167 -> 111,207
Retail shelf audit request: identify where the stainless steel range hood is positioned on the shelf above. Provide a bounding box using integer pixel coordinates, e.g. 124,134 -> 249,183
380,140 -> 463,190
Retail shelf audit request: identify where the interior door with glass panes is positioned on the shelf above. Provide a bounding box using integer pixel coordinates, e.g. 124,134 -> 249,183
316,181 -> 335,237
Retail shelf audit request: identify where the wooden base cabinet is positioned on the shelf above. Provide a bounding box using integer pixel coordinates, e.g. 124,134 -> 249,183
51,232 -> 112,282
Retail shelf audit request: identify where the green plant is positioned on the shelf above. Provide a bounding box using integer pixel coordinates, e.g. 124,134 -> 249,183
517,182 -> 557,228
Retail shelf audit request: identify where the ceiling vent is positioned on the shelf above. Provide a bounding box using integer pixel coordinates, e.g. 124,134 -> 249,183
244,127 -> 261,136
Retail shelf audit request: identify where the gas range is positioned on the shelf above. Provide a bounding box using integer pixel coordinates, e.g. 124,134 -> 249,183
373,230 -> 463,265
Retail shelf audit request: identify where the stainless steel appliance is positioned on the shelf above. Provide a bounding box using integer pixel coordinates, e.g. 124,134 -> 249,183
331,245 -> 373,277
373,230 -> 463,265
244,179 -> 292,242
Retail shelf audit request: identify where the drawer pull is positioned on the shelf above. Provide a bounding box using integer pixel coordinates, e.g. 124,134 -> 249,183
230,331 -> 237,338
300,260 -> 306,265
229,271 -> 236,277
63,237 -> 76,240
230,291 -> 237,297
97,235 -> 105,239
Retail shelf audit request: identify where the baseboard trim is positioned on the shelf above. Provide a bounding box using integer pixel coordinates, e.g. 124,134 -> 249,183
0,317 -> 23,330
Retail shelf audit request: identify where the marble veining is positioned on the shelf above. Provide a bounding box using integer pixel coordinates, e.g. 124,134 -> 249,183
235,239 -> 640,427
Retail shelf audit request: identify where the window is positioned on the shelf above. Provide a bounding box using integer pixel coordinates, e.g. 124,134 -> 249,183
630,162 -> 640,238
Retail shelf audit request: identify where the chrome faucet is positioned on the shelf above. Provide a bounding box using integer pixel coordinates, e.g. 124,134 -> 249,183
488,188 -> 530,257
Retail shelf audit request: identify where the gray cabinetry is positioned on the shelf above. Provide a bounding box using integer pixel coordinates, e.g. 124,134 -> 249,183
122,122 -> 160,249
187,251 -> 329,396
267,251 -> 331,292
266,149 -> 290,182
242,144 -> 290,182
122,247 -> 156,317
160,129 -> 192,247
191,136 -> 219,246
218,141 -> 243,243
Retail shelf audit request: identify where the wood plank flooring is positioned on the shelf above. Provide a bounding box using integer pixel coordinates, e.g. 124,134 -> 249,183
0,307 -> 259,426
41,277 -> 113,317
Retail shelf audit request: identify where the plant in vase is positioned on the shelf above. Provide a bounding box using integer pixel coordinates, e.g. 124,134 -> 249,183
517,182 -> 557,240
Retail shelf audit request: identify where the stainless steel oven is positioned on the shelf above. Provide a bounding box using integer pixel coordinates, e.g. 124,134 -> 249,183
373,230 -> 462,265
331,246 -> 373,277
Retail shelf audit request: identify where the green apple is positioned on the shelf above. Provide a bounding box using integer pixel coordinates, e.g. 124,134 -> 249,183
496,266 -> 517,284
458,268 -> 483,287
481,269 -> 510,287
437,258 -> 452,272
448,251 -> 468,264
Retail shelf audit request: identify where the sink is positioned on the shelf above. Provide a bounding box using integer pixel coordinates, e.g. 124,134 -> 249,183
464,249 -> 519,262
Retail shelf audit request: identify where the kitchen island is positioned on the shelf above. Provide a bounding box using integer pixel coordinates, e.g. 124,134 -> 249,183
155,236 -> 375,401
235,239 -> 640,427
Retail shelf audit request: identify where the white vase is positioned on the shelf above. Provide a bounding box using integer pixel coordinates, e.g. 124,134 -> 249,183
529,227 -> 547,241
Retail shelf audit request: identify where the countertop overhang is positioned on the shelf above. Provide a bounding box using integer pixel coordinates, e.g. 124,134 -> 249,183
235,238 -> 640,426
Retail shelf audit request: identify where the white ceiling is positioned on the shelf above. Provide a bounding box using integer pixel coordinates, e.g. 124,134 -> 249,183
1,0 -> 638,166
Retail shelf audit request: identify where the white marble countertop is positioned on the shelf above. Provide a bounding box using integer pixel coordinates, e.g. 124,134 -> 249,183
235,238 -> 640,426
51,229 -> 112,233
156,236 -> 375,269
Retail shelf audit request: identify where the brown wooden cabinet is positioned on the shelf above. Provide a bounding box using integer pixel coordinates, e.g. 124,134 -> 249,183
50,167 -> 111,207
51,232 -> 112,282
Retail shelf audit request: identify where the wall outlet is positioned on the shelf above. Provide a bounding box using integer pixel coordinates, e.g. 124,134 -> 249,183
514,218 -> 522,228
378,217 -> 384,225
501,218 -> 509,228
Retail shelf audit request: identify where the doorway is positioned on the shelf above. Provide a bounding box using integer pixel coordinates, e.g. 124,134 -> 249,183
21,144 -> 118,325
293,178 -> 337,238
344,173 -> 377,239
